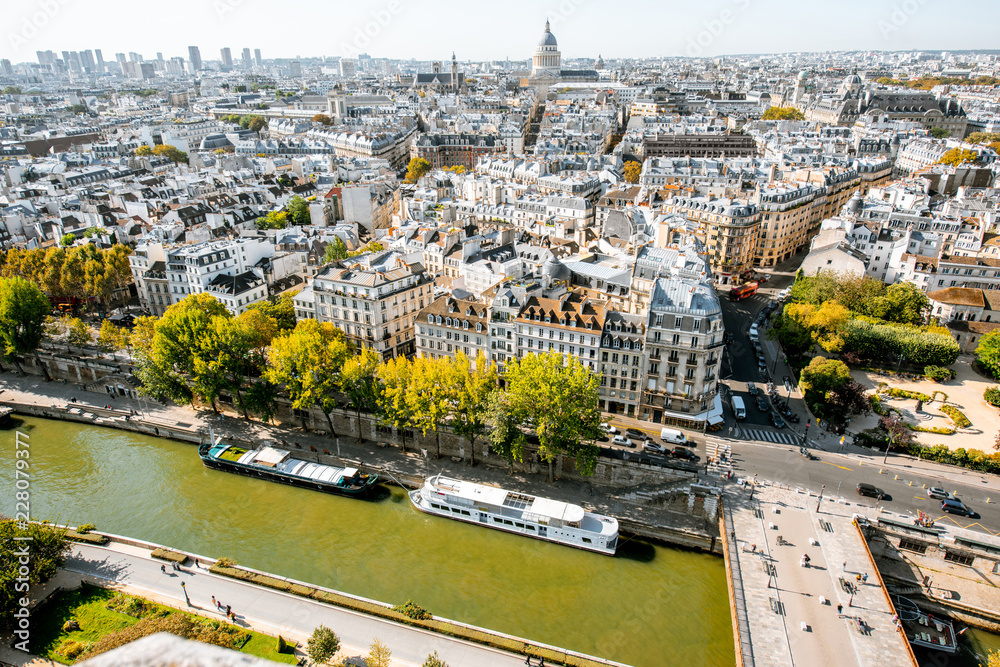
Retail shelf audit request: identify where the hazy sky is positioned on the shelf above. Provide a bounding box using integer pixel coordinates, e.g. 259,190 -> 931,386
4,0 -> 999,63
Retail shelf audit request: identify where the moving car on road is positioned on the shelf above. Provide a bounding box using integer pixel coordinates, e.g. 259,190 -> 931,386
625,428 -> 648,442
940,498 -> 973,516
643,442 -> 668,455
601,423 -> 617,435
769,413 -> 786,429
611,435 -> 634,448
747,382 -> 758,396
857,483 -> 886,499
927,487 -> 957,501
672,447 -> 700,462
756,395 -> 769,412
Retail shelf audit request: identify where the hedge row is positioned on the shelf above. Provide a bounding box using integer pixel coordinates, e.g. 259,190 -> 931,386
857,430 -> 1000,473
884,388 -> 931,402
940,405 -> 971,428
151,548 -> 188,564
842,319 -> 960,366
65,530 -> 109,545
209,564 -> 605,666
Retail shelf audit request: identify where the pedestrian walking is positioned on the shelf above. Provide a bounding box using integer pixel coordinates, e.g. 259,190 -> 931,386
226,605 -> 231,616
842,561 -> 846,572
862,573 -> 868,584
837,603 -> 843,615
212,596 -> 217,607
160,564 -> 166,574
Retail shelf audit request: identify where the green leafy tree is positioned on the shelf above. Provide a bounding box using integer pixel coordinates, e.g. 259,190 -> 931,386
41,247 -> 66,298
503,352 -> 602,480
266,320 -> 352,434
623,160 -> 642,183
134,293 -> 231,410
377,355 -> 414,452
938,148 -> 979,167
324,237 -> 349,263
405,157 -> 431,183
977,330 -> 1000,378
448,352 -> 497,465
967,132 -> 1000,145
60,233 -> 76,247
246,293 -> 297,332
0,520 -> 70,632
287,196 -> 311,225
134,145 -> 153,156
422,651 -> 449,667
339,346 -> 382,438
60,248 -> 86,299
151,144 -> 188,164
240,114 -> 267,132
407,356 -> 455,459
799,356 -> 851,404
0,277 -> 51,378
761,106 -> 805,121
312,113 -> 334,126
97,319 -> 126,357
307,626 -> 341,665
2,86 -> 22,94
825,379 -> 871,424
255,210 -> 289,230
868,282 -> 929,325
768,311 -> 813,357
206,310 -> 278,421
104,245 -> 133,308
367,638 -> 392,667
486,390 -> 526,472
929,127 -> 950,139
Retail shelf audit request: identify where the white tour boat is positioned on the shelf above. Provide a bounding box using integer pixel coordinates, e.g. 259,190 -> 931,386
409,475 -> 619,555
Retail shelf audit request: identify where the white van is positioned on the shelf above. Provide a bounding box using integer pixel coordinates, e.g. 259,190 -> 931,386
660,428 -> 688,445
731,396 -> 747,420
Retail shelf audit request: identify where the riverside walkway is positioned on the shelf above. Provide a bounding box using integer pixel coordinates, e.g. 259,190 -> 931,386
5,540 -> 619,667
725,481 -> 917,667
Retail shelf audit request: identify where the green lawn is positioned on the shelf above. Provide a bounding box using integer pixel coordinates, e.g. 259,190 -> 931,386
217,447 -> 248,462
29,583 -> 297,664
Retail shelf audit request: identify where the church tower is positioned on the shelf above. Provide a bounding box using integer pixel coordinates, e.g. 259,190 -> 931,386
451,52 -> 459,93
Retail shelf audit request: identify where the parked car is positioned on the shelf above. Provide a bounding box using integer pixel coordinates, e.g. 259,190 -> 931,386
927,487 -> 957,501
601,423 -> 617,435
941,498 -> 972,516
758,359 -> 768,373
612,435 -> 634,448
625,428 -> 648,442
756,395 -> 769,412
769,413 -> 786,429
747,382 -> 758,396
643,442 -> 668,455
857,483 -> 885,499
725,332 -> 735,344
783,410 -> 801,424
672,447 -> 700,462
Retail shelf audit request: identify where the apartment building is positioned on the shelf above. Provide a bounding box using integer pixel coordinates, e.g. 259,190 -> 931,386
514,289 -> 605,374
754,182 -> 825,268
415,295 -> 490,365
410,133 -> 504,170
598,311 -> 646,417
661,195 -> 761,285
638,269 -> 724,430
310,252 -> 433,360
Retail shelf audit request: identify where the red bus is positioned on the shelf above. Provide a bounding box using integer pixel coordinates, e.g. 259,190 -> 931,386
729,282 -> 758,301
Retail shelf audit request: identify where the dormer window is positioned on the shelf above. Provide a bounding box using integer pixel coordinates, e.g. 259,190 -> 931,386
446,317 -> 453,327
544,316 -> 551,323
427,314 -> 434,324
476,323 -> 482,332
463,320 -> 469,330
436,315 -> 442,324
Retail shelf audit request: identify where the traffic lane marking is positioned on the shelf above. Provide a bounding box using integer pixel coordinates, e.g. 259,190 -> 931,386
821,461 -> 852,471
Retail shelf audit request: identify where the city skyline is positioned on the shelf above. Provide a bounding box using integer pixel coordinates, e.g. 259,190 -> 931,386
4,0 -> 1000,63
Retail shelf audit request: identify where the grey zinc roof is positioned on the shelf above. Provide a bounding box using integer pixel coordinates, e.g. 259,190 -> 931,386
649,276 -> 720,315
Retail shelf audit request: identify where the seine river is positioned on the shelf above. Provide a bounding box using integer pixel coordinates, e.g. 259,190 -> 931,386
2,416 -> 734,666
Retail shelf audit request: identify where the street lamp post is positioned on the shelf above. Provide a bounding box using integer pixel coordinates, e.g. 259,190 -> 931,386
817,484 -> 825,513
180,581 -> 190,607
882,425 -> 894,465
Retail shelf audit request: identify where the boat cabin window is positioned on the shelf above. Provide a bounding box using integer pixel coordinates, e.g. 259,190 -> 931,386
567,521 -> 580,529
582,538 -> 592,544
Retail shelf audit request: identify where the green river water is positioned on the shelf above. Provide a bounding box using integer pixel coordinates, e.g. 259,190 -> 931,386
2,416 -> 734,667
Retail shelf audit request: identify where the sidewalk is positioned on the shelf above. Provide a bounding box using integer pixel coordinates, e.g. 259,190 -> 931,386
726,483 -> 916,667
0,542 -> 543,667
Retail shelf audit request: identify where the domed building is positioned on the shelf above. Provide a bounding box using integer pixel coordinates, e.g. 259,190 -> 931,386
521,20 -> 598,90
532,20 -> 561,78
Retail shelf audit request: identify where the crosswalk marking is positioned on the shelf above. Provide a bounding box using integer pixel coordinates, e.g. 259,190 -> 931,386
739,428 -> 799,445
